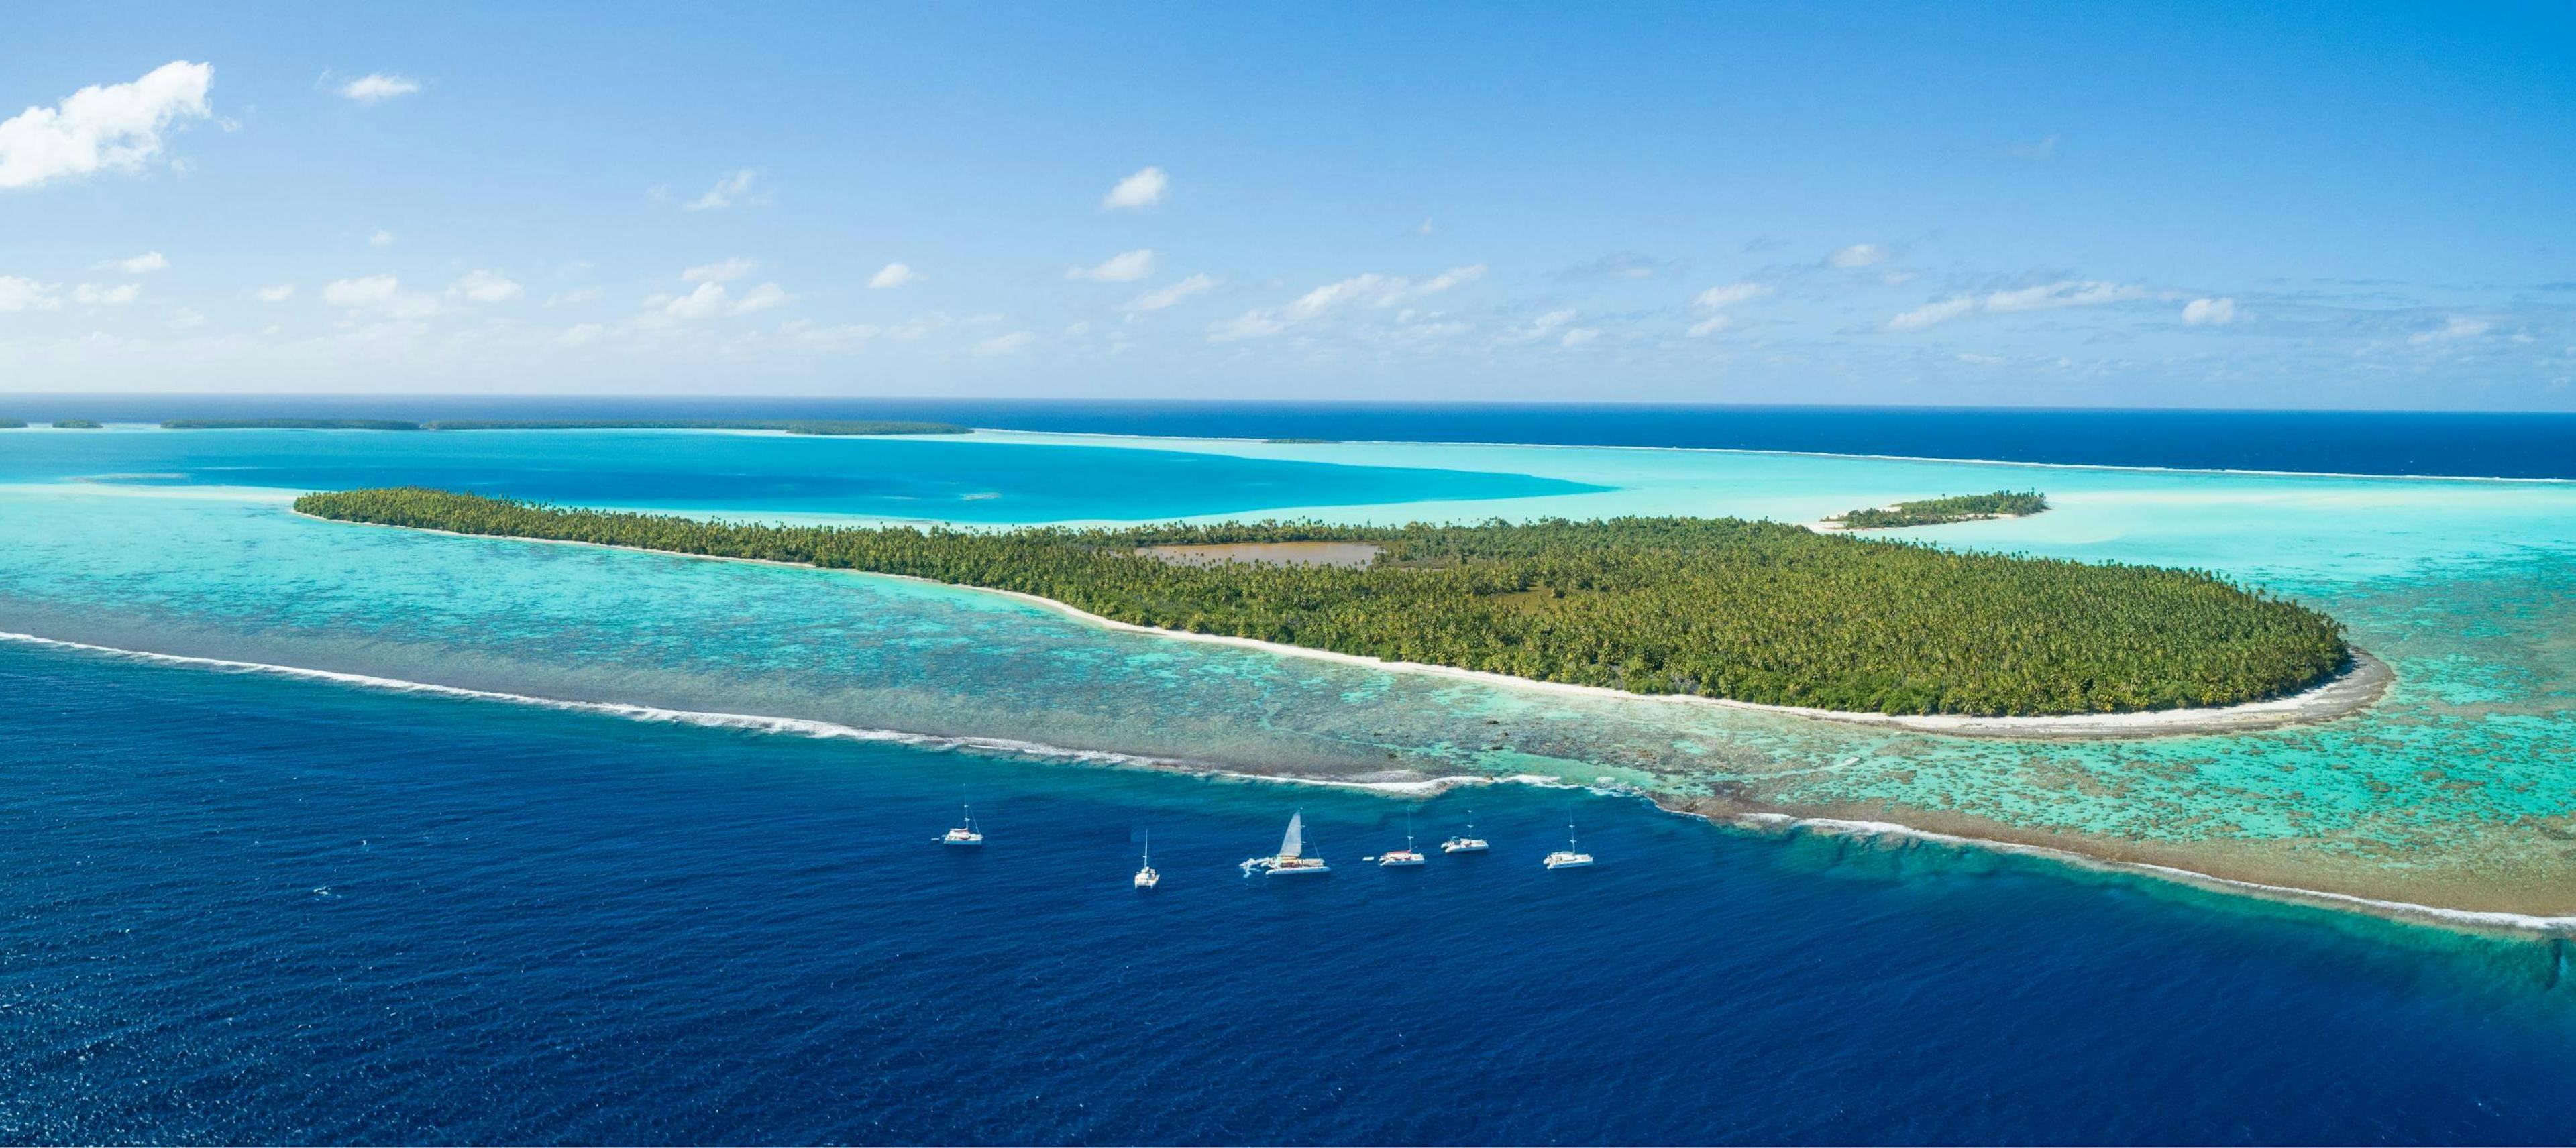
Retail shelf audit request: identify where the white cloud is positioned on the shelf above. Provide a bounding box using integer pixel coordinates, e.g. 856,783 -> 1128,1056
687,168 -> 759,211
682,257 -> 757,283
1102,166 -> 1167,209
337,74 -> 421,103
96,251 -> 168,273
323,274 -> 439,317
1686,314 -> 1733,338
73,282 -> 140,305
1829,243 -> 1888,268
731,282 -> 790,314
1068,248 -> 1157,283
868,262 -> 920,289
1693,282 -> 1772,310
2410,316 -> 2491,345
1211,264 -> 1486,341
1126,272 -> 1217,313
0,277 -> 61,311
1983,280 -> 2146,313
975,331 -> 1035,355
1417,217 -> 1435,237
449,270 -> 523,303
557,323 -> 604,347
368,229 -> 395,247
543,286 -> 601,306
1888,296 -> 1978,331
1888,280 -> 2148,330
651,280 -> 790,319
0,61 -> 214,190
1504,308 -> 1578,343
2182,297 -> 2237,326
253,283 -> 295,302
1559,327 -> 1601,347
169,306 -> 206,328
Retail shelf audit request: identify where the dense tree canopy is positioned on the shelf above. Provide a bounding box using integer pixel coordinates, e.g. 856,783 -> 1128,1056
298,487 -> 2349,717
1833,490 -> 2049,529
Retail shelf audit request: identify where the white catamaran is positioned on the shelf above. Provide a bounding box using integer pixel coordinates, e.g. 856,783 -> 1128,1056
1242,811 -> 1330,876
1375,811 -> 1425,866
1542,820 -> 1593,869
939,799 -> 983,846
1441,808 -> 1489,854
1134,831 -> 1160,889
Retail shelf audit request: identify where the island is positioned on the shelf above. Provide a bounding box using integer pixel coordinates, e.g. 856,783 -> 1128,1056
52,419 -> 103,429
0,418 -> 23,429
1828,489 -> 2048,530
155,418 -> 971,435
297,487 -> 2351,718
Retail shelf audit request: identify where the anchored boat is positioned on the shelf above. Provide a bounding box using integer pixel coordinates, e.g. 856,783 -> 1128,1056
1441,808 -> 1489,854
939,798 -> 983,846
1375,811 -> 1425,866
1542,820 -> 1593,869
1242,811 -> 1330,876
1134,831 -> 1160,889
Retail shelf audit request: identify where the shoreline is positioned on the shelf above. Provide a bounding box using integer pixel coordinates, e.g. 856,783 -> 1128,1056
294,510 -> 2388,739
0,626 -> 2550,935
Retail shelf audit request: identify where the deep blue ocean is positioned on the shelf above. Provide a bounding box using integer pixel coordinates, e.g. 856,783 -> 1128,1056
12,395 -> 2576,479
10,642 -> 2576,1145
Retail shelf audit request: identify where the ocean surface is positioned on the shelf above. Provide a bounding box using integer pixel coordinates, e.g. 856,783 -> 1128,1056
3,408 -> 2575,1143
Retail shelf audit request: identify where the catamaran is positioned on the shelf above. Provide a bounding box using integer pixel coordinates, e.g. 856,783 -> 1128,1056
1134,831 -> 1160,889
1542,820 -> 1593,868
1440,808 -> 1489,854
1375,811 -> 1425,866
940,799 -> 983,846
1242,811 -> 1330,876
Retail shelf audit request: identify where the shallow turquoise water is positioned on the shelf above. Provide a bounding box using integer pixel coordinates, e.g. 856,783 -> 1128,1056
2,428 -> 2573,913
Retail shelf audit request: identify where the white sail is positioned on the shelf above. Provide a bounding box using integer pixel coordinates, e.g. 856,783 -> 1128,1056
1280,813 -> 1304,859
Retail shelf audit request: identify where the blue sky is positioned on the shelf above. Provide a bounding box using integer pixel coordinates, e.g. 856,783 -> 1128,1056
3,2 -> 2571,408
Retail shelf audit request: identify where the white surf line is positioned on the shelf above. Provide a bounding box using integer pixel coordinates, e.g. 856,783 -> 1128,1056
289,511 -> 2386,741
1721,811 -> 2576,935
962,427 -> 2576,486
5,627 -> 2554,933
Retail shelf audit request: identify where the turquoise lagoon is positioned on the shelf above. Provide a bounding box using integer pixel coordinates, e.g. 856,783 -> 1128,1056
3,427 -> 2573,919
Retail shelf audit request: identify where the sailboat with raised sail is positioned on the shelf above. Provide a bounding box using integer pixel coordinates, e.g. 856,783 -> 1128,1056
1134,831 -> 1160,889
1241,811 -> 1330,876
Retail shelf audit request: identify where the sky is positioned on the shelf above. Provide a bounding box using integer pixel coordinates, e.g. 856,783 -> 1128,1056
2,1 -> 2571,408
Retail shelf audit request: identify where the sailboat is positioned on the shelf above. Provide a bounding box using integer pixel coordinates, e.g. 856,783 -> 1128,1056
939,796 -> 983,846
1134,831 -> 1161,889
1375,811 -> 1425,866
1440,808 -> 1489,854
1241,811 -> 1330,876
1542,819 -> 1593,868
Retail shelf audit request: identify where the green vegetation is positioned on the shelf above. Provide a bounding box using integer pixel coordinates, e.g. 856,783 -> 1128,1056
52,419 -> 103,429
1832,489 -> 2049,529
298,487 -> 2349,717
417,419 -> 971,435
0,419 -> 24,429
162,418 -> 422,431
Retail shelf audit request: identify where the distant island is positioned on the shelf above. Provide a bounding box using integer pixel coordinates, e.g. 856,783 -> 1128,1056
0,419 -> 24,429
156,418 -> 969,435
297,487 -> 2350,718
1829,489 -> 2049,530
52,419 -> 103,429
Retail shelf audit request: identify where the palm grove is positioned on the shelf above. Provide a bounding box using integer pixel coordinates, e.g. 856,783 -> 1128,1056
298,487 -> 2349,717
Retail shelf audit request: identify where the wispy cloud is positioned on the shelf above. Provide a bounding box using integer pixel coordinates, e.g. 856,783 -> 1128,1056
96,251 -> 169,274
1126,273 -> 1217,314
682,257 -> 757,283
1068,249 -> 1157,283
1828,243 -> 1887,268
0,61 -> 214,190
2182,298 -> 2237,326
1102,166 -> 1167,209
1889,280 -> 2149,330
337,74 -> 420,103
2409,315 -> 2491,345
686,168 -> 761,211
449,270 -> 523,303
73,282 -> 140,305
0,276 -> 60,312
1210,264 -> 1486,341
868,262 -> 920,289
